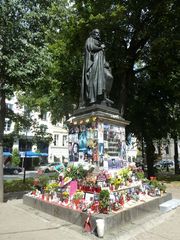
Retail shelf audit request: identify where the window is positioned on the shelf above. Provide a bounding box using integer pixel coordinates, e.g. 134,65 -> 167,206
24,106 -> 31,117
54,156 -> 60,162
53,134 -> 59,146
6,103 -> 13,110
62,135 -> 67,146
165,146 -> 169,154
40,112 -> 47,121
4,120 -> 11,131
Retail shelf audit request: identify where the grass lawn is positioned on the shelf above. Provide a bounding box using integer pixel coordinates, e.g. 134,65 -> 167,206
157,170 -> 180,187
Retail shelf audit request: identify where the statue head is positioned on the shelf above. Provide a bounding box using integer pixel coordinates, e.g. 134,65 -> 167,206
90,29 -> 100,40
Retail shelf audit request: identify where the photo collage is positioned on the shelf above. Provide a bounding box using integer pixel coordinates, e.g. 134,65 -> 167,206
68,120 -> 127,169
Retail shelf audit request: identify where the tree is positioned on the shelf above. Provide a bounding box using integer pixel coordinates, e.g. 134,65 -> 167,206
46,0 -> 179,177
17,0 -> 179,177
0,0 -> 57,202
12,148 -> 20,167
17,0 -> 80,122
32,123 -> 52,152
33,0 -> 178,117
72,0 -> 179,177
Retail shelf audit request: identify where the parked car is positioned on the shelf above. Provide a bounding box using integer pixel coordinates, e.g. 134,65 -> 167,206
3,166 -> 22,175
37,162 -> 64,173
153,160 -> 174,170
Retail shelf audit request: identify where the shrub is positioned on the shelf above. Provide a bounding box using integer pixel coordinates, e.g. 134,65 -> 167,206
12,148 -> 20,167
99,190 -> 110,210
4,179 -> 34,193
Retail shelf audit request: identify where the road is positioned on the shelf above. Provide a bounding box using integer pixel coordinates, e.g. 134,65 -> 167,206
3,170 -> 37,180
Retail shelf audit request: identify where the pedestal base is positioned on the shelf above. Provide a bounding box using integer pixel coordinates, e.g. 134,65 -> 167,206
69,104 -> 130,126
23,193 -> 172,235
67,105 -> 130,168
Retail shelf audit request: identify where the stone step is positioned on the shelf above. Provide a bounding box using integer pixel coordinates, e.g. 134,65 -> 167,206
159,199 -> 180,212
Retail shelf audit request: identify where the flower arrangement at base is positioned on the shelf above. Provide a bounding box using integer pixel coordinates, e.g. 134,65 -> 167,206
73,190 -> 84,200
158,182 -> 166,193
99,190 -> 110,214
45,182 -> 59,194
65,165 -> 87,180
150,179 -> 166,194
73,190 -> 84,207
112,202 -> 122,211
118,168 -> 132,182
62,191 -> 69,200
111,176 -> 122,190
33,175 -> 50,193
135,168 -> 145,180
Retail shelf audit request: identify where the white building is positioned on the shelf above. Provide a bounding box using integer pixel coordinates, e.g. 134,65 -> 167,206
156,138 -> 180,161
4,95 -> 68,164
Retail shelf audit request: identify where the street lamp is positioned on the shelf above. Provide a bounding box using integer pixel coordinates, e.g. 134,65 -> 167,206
22,128 -> 28,183
21,151 -> 26,183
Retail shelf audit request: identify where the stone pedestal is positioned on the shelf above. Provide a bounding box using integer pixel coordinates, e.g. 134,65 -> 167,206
67,104 -> 130,170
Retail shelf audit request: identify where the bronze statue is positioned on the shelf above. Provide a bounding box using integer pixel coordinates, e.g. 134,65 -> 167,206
80,29 -> 113,107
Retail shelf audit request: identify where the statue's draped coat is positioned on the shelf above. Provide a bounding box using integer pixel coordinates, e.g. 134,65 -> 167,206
81,36 -> 105,106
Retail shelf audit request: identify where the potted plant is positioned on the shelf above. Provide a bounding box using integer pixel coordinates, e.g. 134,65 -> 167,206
99,190 -> 110,214
111,177 -> 122,190
62,191 -> 69,199
45,182 -> 59,193
44,182 -> 59,201
62,191 -> 69,203
73,190 -> 84,206
158,182 -> 166,195
135,170 -> 145,180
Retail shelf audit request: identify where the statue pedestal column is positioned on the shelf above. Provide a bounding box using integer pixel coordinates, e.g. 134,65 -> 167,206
66,104 -> 130,170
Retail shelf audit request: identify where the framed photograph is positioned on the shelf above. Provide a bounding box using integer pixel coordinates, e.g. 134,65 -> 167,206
85,193 -> 94,203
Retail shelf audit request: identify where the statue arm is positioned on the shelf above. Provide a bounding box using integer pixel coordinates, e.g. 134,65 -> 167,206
86,37 -> 104,53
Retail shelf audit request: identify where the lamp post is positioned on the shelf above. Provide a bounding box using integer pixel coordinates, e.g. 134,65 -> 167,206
21,151 -> 26,183
22,128 -> 28,183
0,142 -> 4,202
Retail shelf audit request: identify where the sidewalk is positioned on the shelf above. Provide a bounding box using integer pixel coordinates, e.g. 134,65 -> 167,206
105,185 -> 180,240
0,186 -> 180,240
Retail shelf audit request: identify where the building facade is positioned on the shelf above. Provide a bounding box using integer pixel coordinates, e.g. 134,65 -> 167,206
4,95 -> 68,164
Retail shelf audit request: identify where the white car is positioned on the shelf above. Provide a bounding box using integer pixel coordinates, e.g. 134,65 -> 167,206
37,162 -> 64,173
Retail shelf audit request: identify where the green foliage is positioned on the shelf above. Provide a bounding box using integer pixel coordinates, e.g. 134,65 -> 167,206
45,182 -> 59,193
0,0 -> 54,93
32,123 -> 53,151
3,134 -> 14,149
13,0 -> 179,136
110,177 -> 122,187
136,171 -> 145,180
36,174 -> 50,188
17,0 -> 79,121
1,0 -> 178,180
4,179 -> 34,193
65,165 -> 87,180
149,179 -> 167,192
32,158 -> 40,167
99,190 -> 110,210
157,172 -> 180,182
73,190 -> 84,200
0,0 -> 58,157
12,148 -> 20,167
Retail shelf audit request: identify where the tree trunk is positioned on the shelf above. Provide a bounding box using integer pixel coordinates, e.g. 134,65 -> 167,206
0,87 -> 6,202
119,74 -> 127,117
145,139 -> 155,178
174,135 -> 179,174
118,66 -> 134,117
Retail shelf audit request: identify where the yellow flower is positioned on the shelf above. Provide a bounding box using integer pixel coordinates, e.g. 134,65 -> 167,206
62,191 -> 69,198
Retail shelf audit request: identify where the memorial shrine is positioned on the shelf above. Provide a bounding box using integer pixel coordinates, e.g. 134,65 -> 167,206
23,29 -> 172,238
